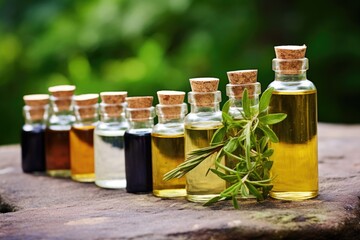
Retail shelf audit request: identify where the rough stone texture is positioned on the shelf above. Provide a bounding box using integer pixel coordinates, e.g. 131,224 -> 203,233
1,123 -> 360,239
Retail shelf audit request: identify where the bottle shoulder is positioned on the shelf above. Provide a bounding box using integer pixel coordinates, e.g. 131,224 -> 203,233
185,111 -> 222,125
152,122 -> 184,135
268,79 -> 316,92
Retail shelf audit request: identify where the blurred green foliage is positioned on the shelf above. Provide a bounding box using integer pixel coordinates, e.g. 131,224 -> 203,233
0,0 -> 359,145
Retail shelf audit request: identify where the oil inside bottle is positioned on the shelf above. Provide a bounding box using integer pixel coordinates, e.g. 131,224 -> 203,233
94,130 -> 126,189
269,90 -> 318,200
124,131 -> 152,193
185,123 -> 226,203
152,133 -> 186,198
70,125 -> 95,182
45,126 -> 71,177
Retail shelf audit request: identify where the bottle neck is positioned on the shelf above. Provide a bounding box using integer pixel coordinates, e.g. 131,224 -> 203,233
274,72 -> 307,82
128,119 -> 154,130
189,103 -> 220,113
99,113 -> 127,123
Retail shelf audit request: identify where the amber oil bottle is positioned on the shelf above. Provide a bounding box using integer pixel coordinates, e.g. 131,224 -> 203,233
268,45 -> 318,200
70,94 -> 99,182
94,92 -> 129,189
185,78 -> 225,203
152,91 -> 187,198
21,94 -> 49,173
45,85 -> 76,177
124,96 -> 155,193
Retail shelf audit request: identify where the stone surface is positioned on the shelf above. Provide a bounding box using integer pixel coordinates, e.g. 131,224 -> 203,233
0,123 -> 360,239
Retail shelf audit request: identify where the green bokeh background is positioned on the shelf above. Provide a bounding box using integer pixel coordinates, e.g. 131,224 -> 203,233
0,0 -> 359,145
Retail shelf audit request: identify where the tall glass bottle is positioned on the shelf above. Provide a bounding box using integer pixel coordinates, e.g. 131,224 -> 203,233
124,96 -> 155,193
152,91 -> 187,198
94,92 -> 129,189
70,94 -> 99,182
46,85 -> 76,177
185,78 -> 225,203
225,70 -> 261,171
21,94 -> 49,173
267,45 -> 318,200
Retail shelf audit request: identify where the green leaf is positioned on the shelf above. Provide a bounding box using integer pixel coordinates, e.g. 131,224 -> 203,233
263,160 -> 273,170
232,196 -> 239,209
222,111 -> 233,125
224,137 -> 239,153
259,113 -> 287,125
211,126 -> 226,145
242,89 -> 251,118
262,148 -> 274,158
259,87 -> 274,113
240,183 -> 249,197
245,182 -> 264,201
258,123 -> 279,143
222,100 -> 231,114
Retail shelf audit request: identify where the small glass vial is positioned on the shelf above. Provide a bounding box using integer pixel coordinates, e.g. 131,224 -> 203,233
225,70 -> 261,171
45,85 -> 76,177
21,94 -> 49,173
267,45 -> 318,200
70,94 -> 99,182
94,92 -> 129,189
185,78 -> 226,203
124,96 -> 155,193
152,91 -> 187,198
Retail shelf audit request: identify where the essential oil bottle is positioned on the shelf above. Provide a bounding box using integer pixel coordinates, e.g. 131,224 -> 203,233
21,94 -> 49,173
225,70 -> 261,172
152,91 -> 187,198
267,45 -> 318,200
45,85 -> 76,178
124,96 -> 155,193
94,91 -> 129,189
70,94 -> 99,182
185,78 -> 225,203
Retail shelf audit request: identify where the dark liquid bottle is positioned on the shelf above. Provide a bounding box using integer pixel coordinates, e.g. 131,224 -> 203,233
124,96 -> 155,193
124,131 -> 152,193
45,127 -> 71,172
21,94 -> 49,173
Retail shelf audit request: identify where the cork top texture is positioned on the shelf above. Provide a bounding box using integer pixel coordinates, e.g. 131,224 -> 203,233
23,94 -> 49,121
227,70 -> 258,85
274,45 -> 308,74
100,92 -> 127,117
226,70 -> 260,98
157,91 -> 186,119
126,96 -> 154,121
73,94 -> 99,119
48,85 -> 76,111
189,78 -> 220,107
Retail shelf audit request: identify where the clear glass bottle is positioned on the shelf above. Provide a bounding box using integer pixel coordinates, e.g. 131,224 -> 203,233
124,96 -> 155,193
152,91 -> 187,198
94,92 -> 129,189
225,70 -> 261,172
268,45 -> 318,200
46,85 -> 76,178
21,94 -> 49,173
185,78 -> 225,203
70,94 -> 99,182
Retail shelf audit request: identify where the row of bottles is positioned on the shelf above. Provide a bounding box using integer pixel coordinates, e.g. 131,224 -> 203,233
21,45 -> 318,201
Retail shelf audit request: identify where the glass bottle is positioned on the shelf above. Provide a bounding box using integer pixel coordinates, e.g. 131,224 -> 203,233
21,94 -> 49,173
124,96 -> 155,193
225,70 -> 261,172
94,92 -> 129,189
267,45 -> 318,200
152,91 -> 187,198
45,85 -> 76,177
185,78 -> 225,203
70,94 -> 99,182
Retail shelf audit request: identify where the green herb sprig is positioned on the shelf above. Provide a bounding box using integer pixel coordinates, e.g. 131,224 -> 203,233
163,87 -> 286,209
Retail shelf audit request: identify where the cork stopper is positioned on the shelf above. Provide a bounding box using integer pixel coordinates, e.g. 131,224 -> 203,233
189,78 -> 220,107
274,45 -> 307,74
274,45 -> 307,59
100,92 -> 127,117
23,94 -> 49,121
126,96 -> 153,121
226,70 -> 258,98
73,94 -> 99,119
48,85 -> 76,111
190,78 -> 219,92
156,91 -> 186,119
227,70 -> 257,84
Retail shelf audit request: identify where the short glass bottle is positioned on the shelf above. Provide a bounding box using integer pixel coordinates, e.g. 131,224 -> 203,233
94,92 -> 129,189
185,78 -> 225,203
70,94 -> 99,182
268,46 -> 318,200
21,94 -> 49,173
45,85 -> 76,178
124,97 -> 155,193
152,102 -> 187,198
